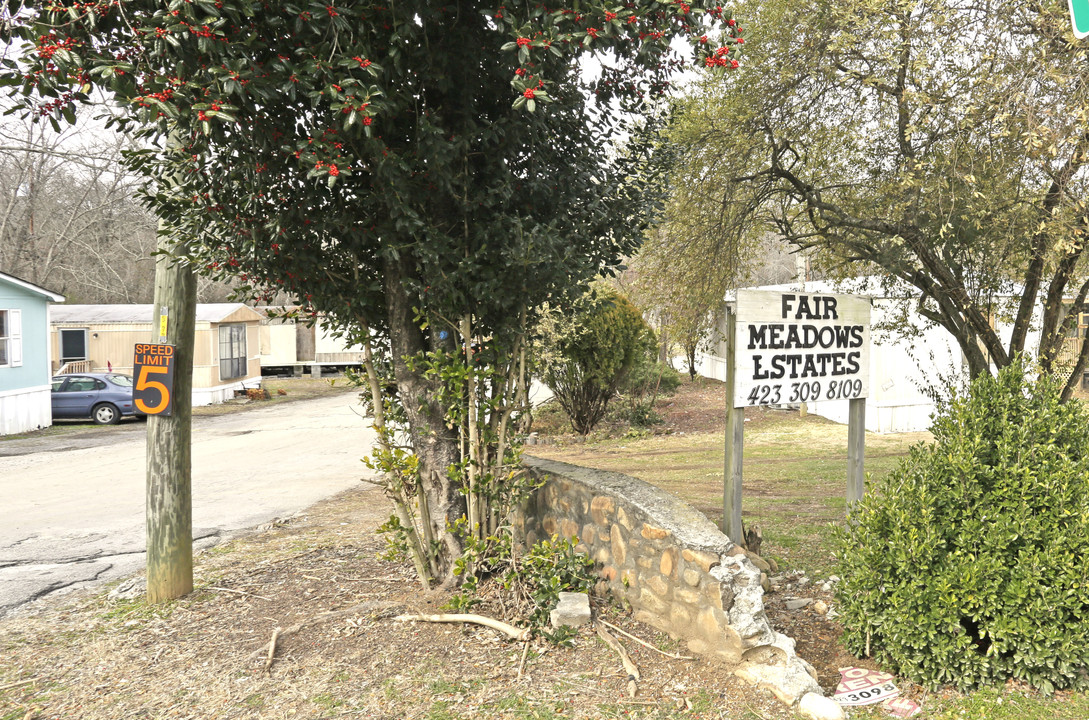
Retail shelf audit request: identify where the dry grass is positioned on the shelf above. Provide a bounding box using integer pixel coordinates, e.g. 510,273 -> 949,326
5,376 -> 1086,720
530,378 -> 931,576
0,487 -> 794,720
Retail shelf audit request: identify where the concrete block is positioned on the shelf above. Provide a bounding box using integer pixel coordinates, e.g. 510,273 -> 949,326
734,657 -> 820,706
550,592 -> 591,628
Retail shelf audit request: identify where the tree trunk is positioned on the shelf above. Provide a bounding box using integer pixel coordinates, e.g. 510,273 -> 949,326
145,244 -> 196,603
384,254 -> 464,583
685,342 -> 698,379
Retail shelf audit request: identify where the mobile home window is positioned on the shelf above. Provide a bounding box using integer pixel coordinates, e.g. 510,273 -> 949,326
0,310 -> 22,368
59,328 -> 88,363
219,324 -> 247,380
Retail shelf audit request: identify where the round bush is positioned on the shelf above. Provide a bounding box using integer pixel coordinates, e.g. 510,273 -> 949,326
834,361 -> 1089,692
539,290 -> 655,435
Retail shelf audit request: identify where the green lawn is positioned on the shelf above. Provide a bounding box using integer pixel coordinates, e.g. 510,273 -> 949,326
530,410 -> 928,577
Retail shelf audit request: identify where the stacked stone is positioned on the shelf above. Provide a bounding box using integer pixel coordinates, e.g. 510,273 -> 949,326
516,457 -> 840,719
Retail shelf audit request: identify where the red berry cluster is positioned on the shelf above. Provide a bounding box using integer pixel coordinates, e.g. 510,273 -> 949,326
134,85 -> 174,108
35,33 -> 77,61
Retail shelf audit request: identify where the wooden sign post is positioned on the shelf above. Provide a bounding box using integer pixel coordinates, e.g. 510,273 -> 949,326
847,397 -> 865,509
723,308 -> 744,544
724,290 -> 871,541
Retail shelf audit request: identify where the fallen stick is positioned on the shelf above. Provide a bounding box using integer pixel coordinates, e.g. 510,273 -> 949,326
263,628 -> 282,674
517,640 -> 530,678
208,586 -> 272,601
0,679 -> 38,693
394,613 -> 530,641
595,625 -> 640,698
598,620 -> 695,661
246,599 -> 401,662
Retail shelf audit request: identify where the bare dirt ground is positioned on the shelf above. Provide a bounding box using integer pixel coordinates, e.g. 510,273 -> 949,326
0,484 -> 798,720
0,377 -> 917,720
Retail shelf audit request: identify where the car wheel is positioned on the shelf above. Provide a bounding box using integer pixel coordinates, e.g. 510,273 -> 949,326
92,403 -> 121,425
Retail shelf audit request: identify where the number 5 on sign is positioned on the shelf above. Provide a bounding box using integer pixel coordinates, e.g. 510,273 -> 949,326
133,343 -> 176,416
136,366 -> 171,414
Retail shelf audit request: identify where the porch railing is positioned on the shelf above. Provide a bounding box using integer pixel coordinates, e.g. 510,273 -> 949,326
55,360 -> 93,375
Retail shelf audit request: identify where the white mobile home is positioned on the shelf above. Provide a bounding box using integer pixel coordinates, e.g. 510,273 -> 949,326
697,279 -> 1051,433
256,308 -> 367,374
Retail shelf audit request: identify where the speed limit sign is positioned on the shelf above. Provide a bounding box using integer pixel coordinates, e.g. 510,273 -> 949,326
133,343 -> 176,416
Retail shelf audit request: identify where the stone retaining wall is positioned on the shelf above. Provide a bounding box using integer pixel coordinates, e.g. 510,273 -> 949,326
517,456 -> 830,711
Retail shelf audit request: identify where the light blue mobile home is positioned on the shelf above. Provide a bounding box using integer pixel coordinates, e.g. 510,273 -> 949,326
0,272 -> 65,435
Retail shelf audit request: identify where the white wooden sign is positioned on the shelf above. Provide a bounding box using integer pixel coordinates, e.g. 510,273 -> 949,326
732,290 -> 871,409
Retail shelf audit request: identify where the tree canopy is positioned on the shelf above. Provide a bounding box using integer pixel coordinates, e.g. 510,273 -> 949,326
666,0 -> 1089,395
2,0 -> 742,581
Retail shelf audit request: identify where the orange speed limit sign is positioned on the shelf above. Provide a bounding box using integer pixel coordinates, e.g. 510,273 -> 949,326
133,343 -> 176,416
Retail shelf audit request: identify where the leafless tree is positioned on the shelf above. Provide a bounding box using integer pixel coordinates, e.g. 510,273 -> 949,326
0,99 -> 235,302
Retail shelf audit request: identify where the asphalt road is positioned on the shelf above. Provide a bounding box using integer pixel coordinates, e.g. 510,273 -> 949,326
0,391 -> 378,618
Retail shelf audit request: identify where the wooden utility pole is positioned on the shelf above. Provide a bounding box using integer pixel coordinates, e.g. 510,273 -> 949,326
145,233 -> 197,603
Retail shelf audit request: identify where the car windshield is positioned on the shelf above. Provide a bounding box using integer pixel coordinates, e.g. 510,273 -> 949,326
106,374 -> 134,387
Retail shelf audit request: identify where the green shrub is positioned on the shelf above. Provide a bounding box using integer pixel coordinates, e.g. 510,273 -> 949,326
538,290 -> 656,435
446,532 -> 594,640
834,360 -> 1089,692
511,535 -> 596,628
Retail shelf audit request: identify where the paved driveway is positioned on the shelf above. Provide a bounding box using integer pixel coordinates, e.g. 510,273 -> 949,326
0,391 -> 378,617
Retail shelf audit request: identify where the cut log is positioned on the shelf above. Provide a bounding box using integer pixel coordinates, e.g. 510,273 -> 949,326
742,521 -> 762,555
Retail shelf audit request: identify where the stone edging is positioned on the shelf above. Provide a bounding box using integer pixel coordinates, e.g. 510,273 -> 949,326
517,456 -> 843,720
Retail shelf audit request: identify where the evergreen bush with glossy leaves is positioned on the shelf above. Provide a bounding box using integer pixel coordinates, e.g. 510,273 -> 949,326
540,290 -> 656,435
834,360 -> 1089,692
